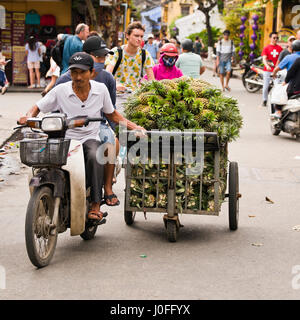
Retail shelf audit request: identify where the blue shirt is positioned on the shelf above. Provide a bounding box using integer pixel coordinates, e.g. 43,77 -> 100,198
55,62 -> 117,130
61,35 -> 83,74
278,52 -> 300,71
143,43 -> 158,63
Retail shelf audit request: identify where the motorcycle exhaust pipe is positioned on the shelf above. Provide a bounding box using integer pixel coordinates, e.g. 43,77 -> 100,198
245,78 -> 263,86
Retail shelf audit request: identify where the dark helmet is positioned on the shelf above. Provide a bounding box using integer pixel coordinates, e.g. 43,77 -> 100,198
181,39 -> 193,52
292,40 -> 300,52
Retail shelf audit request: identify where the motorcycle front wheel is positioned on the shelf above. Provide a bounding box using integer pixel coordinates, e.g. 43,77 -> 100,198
244,71 -> 262,93
25,186 -> 58,268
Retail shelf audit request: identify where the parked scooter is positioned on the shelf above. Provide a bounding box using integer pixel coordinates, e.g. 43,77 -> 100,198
16,114 -> 107,268
240,57 -> 264,93
268,76 -> 300,140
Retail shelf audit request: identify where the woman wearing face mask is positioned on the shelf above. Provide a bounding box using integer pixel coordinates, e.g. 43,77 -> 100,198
145,43 -> 183,80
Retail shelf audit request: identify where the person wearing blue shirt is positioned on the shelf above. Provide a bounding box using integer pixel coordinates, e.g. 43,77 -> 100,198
61,23 -> 90,74
144,34 -> 159,63
273,40 -> 300,77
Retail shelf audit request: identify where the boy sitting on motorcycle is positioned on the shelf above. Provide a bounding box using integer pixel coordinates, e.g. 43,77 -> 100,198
18,52 -> 144,222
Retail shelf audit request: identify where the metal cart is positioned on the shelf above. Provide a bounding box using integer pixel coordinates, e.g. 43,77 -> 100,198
123,131 -> 240,242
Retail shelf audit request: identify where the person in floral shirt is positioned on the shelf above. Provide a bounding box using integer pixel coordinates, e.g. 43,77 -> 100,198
105,21 -> 155,92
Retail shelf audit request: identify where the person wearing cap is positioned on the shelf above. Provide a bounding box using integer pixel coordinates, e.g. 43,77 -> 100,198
276,36 -> 296,65
56,36 -> 116,108
175,39 -> 205,79
144,34 -> 159,64
144,43 -> 183,80
55,36 -> 120,206
18,52 -> 145,222
216,30 -> 235,92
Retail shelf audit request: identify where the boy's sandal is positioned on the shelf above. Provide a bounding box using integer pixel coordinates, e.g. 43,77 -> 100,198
87,210 -> 108,221
104,193 -> 120,206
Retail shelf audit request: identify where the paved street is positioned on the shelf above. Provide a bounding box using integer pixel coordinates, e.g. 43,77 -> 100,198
1,69 -> 300,300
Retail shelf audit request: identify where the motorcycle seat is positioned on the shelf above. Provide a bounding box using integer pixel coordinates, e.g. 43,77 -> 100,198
289,93 -> 300,100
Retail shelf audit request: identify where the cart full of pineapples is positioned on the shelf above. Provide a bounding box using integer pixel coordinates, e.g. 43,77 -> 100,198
123,77 -> 243,242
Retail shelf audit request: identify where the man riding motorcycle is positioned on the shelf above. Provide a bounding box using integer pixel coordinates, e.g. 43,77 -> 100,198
18,52 -> 144,222
271,40 -> 300,118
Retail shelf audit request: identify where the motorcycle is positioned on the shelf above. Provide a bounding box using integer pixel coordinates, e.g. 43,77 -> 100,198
240,57 -> 264,93
268,77 -> 300,140
16,114 -> 107,268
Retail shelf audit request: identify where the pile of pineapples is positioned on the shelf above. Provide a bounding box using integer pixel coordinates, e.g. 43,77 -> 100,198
124,76 -> 243,212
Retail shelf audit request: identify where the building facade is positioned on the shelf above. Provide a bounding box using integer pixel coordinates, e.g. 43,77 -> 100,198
0,0 -> 72,85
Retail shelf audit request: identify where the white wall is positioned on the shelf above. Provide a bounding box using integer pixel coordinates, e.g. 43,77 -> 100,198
175,5 -> 225,42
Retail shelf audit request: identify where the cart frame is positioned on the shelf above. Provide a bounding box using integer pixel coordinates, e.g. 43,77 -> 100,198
123,130 -> 239,241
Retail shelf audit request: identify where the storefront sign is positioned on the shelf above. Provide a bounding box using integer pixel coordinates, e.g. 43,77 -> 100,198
12,12 -> 25,46
1,12 -> 12,59
12,46 -> 27,84
0,5 -> 5,29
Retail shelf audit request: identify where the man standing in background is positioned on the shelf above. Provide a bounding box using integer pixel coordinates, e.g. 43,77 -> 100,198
216,30 -> 235,92
261,32 -> 282,107
144,34 -> 159,64
61,23 -> 90,74
194,36 -> 204,55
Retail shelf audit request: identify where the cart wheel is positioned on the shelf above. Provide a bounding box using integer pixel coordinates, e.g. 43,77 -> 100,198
229,162 -> 239,231
166,220 -> 178,242
124,210 -> 136,225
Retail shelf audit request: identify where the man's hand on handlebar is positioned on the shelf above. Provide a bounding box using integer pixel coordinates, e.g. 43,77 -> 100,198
18,116 -> 28,125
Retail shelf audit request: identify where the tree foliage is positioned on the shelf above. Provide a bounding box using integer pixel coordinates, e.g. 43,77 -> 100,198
194,0 -> 218,47
188,27 -> 222,51
222,2 -> 264,62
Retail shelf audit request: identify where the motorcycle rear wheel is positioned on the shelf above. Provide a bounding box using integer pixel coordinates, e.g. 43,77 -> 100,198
244,71 -> 262,93
25,186 -> 58,268
270,122 -> 281,136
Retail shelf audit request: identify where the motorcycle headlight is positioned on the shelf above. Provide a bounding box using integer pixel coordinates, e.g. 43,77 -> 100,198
41,117 -> 64,131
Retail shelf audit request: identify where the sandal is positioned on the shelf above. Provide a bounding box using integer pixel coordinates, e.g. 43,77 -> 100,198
103,193 -> 120,206
225,86 -> 231,92
87,210 -> 108,221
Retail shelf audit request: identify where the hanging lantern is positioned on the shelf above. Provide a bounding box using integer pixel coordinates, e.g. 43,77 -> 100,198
239,16 -> 247,61
250,14 -> 259,62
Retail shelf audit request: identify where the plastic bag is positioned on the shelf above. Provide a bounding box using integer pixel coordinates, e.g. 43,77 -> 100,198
99,122 -> 115,145
270,83 -> 288,105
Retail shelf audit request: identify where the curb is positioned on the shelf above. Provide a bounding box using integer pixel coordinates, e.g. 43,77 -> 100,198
0,128 -> 22,149
3,86 -> 44,93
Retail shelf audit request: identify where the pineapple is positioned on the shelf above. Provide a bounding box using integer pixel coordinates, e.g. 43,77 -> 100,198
195,98 -> 209,108
151,81 -> 168,98
139,92 -> 156,105
191,85 -> 205,98
160,79 -> 177,89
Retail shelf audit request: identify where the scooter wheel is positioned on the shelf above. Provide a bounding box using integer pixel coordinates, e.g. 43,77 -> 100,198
25,186 -> 58,268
